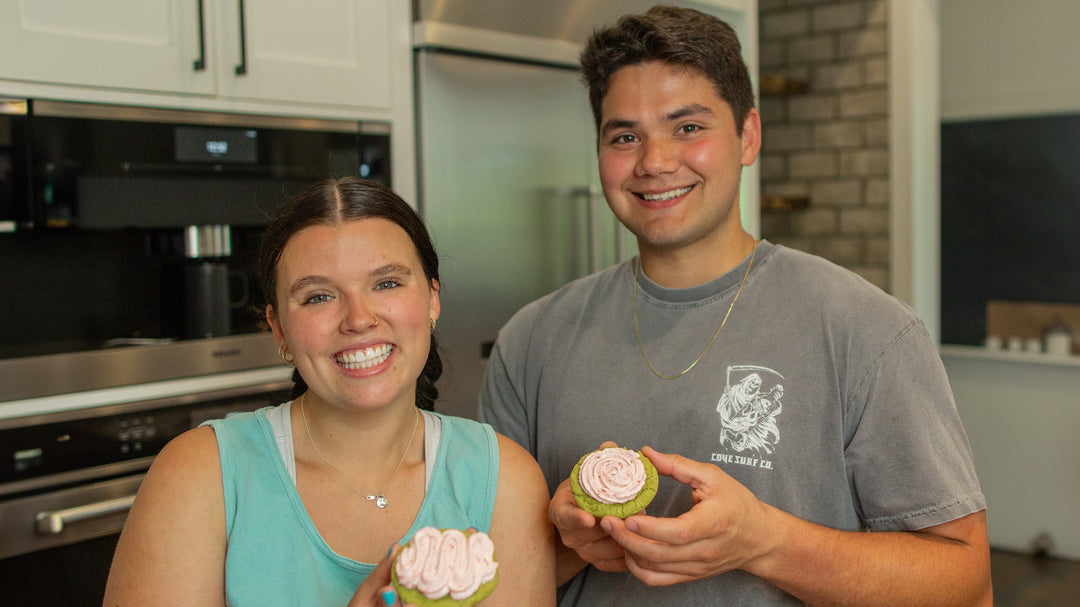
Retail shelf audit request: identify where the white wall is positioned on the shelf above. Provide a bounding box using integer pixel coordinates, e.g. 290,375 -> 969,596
940,0 -> 1080,121
898,1 -> 1080,560
942,348 -> 1080,559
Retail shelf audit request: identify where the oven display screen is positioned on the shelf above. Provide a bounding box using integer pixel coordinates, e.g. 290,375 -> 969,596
174,126 -> 258,164
13,447 -> 42,473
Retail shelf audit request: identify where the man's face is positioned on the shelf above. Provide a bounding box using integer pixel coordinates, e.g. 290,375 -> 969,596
597,61 -> 760,259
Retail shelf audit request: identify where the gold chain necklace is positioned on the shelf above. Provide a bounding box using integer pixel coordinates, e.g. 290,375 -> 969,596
299,393 -> 419,509
633,241 -> 757,379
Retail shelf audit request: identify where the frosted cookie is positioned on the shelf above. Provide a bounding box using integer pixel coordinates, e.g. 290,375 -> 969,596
391,527 -> 498,606
570,446 -> 658,518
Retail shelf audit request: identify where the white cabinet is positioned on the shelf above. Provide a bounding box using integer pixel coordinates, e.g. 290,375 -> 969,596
0,0 -> 392,110
212,0 -> 392,109
0,0 -> 211,95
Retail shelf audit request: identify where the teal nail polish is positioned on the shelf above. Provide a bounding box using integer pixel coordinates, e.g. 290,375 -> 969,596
381,588 -> 396,606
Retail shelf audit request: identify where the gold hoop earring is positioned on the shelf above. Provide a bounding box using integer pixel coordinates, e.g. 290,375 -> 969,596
429,318 -> 436,333
278,344 -> 295,365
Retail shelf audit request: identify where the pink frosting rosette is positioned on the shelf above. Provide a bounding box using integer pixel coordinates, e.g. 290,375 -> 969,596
393,527 -> 498,603
570,446 -> 658,518
578,447 -> 647,504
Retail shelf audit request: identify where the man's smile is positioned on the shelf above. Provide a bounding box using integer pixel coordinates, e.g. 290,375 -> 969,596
637,185 -> 694,202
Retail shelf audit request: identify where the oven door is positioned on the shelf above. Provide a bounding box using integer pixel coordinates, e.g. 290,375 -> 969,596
0,473 -> 143,606
0,371 -> 291,606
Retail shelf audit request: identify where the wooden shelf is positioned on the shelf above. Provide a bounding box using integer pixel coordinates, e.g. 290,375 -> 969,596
987,300 -> 1080,342
761,195 -> 810,212
759,73 -> 809,96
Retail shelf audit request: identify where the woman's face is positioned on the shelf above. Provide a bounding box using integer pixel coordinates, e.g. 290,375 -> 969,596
266,218 -> 440,412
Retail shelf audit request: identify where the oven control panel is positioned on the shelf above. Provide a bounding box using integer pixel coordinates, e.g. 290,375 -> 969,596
116,413 -> 160,456
0,390 -> 287,488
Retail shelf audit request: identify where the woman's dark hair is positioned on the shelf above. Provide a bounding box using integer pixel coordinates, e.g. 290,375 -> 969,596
580,5 -> 755,136
258,177 -> 443,411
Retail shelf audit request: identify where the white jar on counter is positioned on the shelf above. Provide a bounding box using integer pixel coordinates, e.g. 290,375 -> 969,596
1045,322 -> 1073,356
1007,336 -> 1024,352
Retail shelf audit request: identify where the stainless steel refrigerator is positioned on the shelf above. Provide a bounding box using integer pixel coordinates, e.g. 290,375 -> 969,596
412,1 -> 756,419
415,49 -> 628,419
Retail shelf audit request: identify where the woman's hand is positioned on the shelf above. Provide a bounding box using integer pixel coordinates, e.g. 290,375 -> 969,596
346,544 -> 417,607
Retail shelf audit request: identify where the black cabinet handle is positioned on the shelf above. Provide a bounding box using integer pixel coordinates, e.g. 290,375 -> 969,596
192,0 -> 206,71
234,0 -> 248,76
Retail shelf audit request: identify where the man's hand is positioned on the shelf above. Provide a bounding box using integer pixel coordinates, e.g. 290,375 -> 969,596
549,477 -> 628,572
600,446 -> 776,586
548,441 -> 629,576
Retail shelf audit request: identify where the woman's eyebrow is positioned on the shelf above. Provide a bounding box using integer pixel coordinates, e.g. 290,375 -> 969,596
287,264 -> 413,295
288,275 -> 329,295
371,263 -> 412,277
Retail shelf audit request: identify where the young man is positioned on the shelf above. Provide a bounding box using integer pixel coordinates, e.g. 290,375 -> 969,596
479,6 -> 991,605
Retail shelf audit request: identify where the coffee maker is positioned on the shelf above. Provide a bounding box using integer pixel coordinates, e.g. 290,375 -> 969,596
182,225 -> 247,339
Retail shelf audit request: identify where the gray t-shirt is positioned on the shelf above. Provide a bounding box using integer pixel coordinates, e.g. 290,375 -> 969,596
478,241 -> 985,606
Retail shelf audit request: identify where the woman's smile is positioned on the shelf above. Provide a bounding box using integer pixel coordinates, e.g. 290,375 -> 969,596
335,343 -> 393,371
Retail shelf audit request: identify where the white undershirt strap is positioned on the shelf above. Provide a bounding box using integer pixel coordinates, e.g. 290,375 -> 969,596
266,403 -> 440,490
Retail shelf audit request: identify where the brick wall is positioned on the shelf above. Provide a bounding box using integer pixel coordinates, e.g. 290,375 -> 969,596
757,0 -> 890,290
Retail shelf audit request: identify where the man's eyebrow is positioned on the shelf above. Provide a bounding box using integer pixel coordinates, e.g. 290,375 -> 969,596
666,104 -> 713,121
600,104 -> 715,136
600,118 -> 637,136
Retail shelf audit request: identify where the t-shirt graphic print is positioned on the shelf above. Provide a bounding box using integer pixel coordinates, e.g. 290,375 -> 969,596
716,365 -> 784,456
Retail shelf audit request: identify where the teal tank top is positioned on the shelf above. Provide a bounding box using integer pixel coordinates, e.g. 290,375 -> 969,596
205,406 -> 499,606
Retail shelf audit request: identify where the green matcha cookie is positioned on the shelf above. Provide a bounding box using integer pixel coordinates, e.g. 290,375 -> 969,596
391,527 -> 499,607
570,446 -> 658,519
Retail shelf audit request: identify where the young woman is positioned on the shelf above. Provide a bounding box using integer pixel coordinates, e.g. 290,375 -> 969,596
105,178 -> 555,606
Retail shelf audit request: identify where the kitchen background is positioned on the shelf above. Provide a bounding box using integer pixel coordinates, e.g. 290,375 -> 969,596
0,0 -> 1077,605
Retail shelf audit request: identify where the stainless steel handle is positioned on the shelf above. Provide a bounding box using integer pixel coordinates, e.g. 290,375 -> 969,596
234,0 -> 248,75
35,495 -> 136,535
615,217 -> 627,263
193,0 -> 207,71
586,184 -> 599,274
564,185 -> 603,274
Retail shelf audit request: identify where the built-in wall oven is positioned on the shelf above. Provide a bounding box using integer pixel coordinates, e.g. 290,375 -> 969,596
0,99 -> 384,605
1,99 -> 391,368
0,369 -> 292,606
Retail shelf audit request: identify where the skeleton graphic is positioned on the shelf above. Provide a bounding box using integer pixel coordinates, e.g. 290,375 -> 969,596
716,365 -> 784,454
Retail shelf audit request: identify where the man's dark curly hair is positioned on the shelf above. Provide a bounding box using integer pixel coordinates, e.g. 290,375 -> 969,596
580,5 -> 755,136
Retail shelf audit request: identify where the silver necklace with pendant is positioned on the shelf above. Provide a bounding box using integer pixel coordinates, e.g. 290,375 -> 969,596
300,393 -> 419,510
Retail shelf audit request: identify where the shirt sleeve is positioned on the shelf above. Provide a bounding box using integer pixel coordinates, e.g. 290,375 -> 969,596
477,330 -> 535,455
843,319 -> 986,531
477,299 -> 547,457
